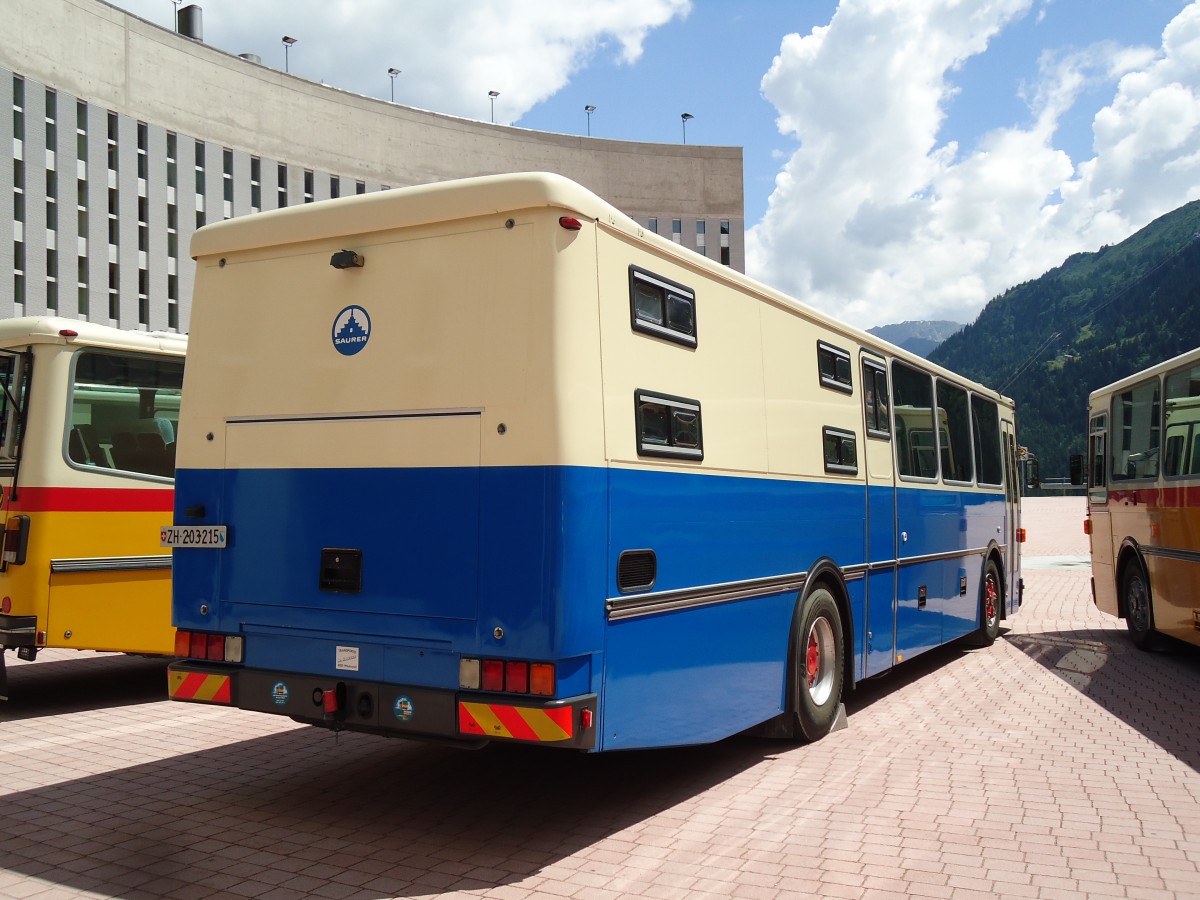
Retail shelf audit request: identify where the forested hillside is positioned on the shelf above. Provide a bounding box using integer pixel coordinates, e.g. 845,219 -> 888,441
928,200 -> 1200,477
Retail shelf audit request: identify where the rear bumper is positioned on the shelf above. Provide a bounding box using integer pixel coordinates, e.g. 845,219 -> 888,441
168,661 -> 598,749
0,614 -> 37,649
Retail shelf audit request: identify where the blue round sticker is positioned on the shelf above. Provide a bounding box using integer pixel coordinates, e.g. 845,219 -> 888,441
332,305 -> 371,356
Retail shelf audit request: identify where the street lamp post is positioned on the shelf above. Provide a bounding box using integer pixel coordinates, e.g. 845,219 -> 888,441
388,67 -> 400,102
681,112 -> 694,144
584,104 -> 596,136
488,90 -> 500,123
282,35 -> 297,73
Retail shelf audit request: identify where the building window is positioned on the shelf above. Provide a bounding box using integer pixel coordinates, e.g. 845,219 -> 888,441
648,217 -> 658,234
695,220 -> 706,255
629,266 -> 697,348
136,121 -> 148,180
355,180 -> 366,195
303,169 -> 314,203
166,132 -> 177,189
77,254 -> 88,316
671,219 -> 681,244
107,111 -> 118,172
250,156 -> 261,212
720,219 -> 730,266
45,89 -> 56,150
222,147 -> 234,218
108,261 -> 119,319
12,75 -> 24,145
330,175 -> 340,199
278,163 -> 288,207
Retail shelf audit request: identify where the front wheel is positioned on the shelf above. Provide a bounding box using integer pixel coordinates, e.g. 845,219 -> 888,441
792,586 -> 845,742
971,559 -> 1002,646
1122,563 -> 1156,651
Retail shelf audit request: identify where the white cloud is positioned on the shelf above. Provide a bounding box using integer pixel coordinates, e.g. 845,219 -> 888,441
747,0 -> 1200,330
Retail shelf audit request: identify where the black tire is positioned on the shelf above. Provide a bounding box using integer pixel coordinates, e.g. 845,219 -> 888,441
792,586 -> 844,743
972,559 -> 1002,647
1122,562 -> 1156,651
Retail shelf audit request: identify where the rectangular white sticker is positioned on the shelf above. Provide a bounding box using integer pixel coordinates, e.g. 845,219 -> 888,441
160,525 -> 227,548
335,645 -> 360,672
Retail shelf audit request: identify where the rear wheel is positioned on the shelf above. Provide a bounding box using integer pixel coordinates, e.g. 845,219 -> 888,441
793,586 -> 844,742
1122,563 -> 1156,651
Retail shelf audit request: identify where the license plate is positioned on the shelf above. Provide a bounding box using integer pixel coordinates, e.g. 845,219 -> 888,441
160,525 -> 228,548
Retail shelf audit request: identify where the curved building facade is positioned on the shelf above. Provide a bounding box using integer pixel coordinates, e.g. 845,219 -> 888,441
1,0 -> 745,332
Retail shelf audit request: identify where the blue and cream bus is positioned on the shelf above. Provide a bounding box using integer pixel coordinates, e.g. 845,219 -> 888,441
165,173 -> 1025,750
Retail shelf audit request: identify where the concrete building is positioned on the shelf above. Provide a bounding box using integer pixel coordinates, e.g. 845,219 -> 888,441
1,0 -> 745,333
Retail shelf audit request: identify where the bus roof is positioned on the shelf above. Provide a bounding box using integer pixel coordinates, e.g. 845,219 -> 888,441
0,316 -> 187,356
190,171 -> 1010,407
1089,345 -> 1200,401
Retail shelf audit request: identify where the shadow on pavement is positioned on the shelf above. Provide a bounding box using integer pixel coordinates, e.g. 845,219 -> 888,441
0,652 -> 168,721
1006,627 -> 1200,772
0,659 -> 779,898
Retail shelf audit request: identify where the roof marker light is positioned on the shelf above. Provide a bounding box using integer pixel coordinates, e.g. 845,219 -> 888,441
559,216 -> 582,231
59,329 -> 78,338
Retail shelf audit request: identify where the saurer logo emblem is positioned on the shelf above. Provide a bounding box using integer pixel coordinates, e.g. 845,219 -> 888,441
332,305 -> 371,356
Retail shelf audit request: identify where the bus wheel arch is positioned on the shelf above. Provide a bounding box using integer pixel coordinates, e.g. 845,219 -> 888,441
972,553 -> 1004,646
1117,545 -> 1156,650
787,566 -> 849,742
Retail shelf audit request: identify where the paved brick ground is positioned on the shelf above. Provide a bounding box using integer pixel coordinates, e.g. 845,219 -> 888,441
2,496 -> 1200,899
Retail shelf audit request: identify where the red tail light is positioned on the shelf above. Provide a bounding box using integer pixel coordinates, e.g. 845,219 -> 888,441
174,630 -> 244,663
559,216 -> 582,230
481,659 -> 505,692
462,657 -> 556,696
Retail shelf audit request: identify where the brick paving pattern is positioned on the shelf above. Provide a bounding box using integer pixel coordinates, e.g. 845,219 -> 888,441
2,496 -> 1199,898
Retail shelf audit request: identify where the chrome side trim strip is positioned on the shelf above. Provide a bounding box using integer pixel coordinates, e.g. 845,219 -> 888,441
1141,545 -> 1200,565
51,555 -> 172,574
605,545 -> 998,621
607,571 -> 810,621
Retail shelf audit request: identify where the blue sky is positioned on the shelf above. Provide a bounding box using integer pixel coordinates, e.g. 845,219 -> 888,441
108,0 -> 1200,329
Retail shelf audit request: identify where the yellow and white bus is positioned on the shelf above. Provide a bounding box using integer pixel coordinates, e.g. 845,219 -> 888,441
1077,347 -> 1200,649
0,317 -> 185,697
166,173 -> 1025,750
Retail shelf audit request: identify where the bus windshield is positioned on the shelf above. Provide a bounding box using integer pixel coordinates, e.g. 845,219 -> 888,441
67,349 -> 184,479
0,350 -> 30,462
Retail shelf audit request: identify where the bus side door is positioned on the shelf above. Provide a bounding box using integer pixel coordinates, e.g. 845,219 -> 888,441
862,355 -> 896,677
1001,418 -> 1020,615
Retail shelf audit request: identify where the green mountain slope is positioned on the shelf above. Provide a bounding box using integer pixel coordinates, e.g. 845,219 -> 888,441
928,200 -> 1200,477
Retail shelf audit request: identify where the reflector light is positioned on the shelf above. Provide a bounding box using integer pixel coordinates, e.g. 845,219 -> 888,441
189,632 -> 207,658
505,661 -> 529,694
58,329 -> 79,338
481,659 -> 505,692
204,634 -> 223,660
1016,528 -> 1027,543
1083,519 -> 1092,535
1,596 -> 9,614
581,708 -> 593,730
224,635 -> 244,663
174,630 -> 191,657
558,216 -> 582,231
530,663 -> 555,696
322,689 -> 338,714
459,657 -> 481,690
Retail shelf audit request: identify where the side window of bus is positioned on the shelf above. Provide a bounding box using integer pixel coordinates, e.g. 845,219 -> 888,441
1111,378 -> 1160,481
971,395 -> 1003,486
935,380 -> 974,484
862,360 -> 890,439
634,390 -> 703,461
1164,362 -> 1200,477
629,266 -> 697,348
0,350 -> 28,459
817,342 -> 852,393
1088,414 -> 1107,494
68,350 -> 185,479
892,361 -> 936,479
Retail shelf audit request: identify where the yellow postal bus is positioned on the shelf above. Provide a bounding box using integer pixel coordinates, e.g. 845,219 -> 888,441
0,317 -> 185,696
1077,347 -> 1200,649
